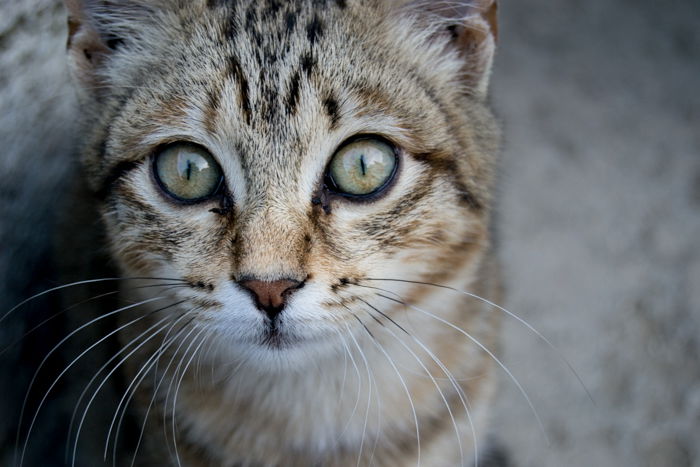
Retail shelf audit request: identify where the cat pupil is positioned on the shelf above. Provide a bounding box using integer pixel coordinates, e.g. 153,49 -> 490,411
178,154 -> 206,182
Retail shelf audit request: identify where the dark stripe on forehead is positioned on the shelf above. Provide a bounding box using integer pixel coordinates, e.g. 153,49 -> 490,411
204,87 -> 221,133
286,71 -> 301,115
260,80 -> 279,123
225,13 -> 238,40
285,11 -> 297,32
264,0 -> 284,16
301,51 -> 316,76
306,15 -> 324,44
206,0 -> 233,7
227,55 -> 252,125
323,94 -> 340,129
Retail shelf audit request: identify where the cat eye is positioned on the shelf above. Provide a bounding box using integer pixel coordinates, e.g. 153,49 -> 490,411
326,137 -> 398,197
153,143 -> 224,202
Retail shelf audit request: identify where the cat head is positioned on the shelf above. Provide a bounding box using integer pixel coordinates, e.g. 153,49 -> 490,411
64,0 -> 499,368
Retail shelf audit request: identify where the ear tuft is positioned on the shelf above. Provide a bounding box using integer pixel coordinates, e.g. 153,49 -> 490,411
406,0 -> 499,97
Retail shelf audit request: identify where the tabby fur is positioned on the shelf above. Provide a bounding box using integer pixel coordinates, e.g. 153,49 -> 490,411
63,0 -> 501,465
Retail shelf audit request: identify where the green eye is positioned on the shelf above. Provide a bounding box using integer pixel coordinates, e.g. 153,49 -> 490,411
153,143 -> 223,202
327,138 -> 397,197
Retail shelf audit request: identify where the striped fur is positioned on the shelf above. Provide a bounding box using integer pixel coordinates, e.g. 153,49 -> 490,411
65,0 -> 501,465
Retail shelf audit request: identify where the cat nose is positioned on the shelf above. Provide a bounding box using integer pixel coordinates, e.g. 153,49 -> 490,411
238,278 -> 304,320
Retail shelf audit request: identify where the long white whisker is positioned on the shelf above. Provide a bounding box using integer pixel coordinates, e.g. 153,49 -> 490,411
355,291 -> 477,466
71,314 -> 176,467
339,333 -> 349,409
129,319 -> 202,467
163,325 -> 205,464
377,293 -> 550,445
2,278 -> 123,325
343,323 -> 374,467
331,329 -> 364,446
17,296 -> 166,467
365,304 -> 474,467
5,290 -> 122,360
367,338 -> 382,467
172,328 -> 209,467
349,311 -> 422,467
107,310 -> 198,465
5,283 -> 190,360
364,278 -> 594,404
2,277 -> 185,325
65,299 -> 186,462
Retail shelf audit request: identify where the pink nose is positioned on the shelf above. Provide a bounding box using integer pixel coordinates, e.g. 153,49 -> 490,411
238,279 -> 303,320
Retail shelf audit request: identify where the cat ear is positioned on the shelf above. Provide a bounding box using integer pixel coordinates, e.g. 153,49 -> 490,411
405,0 -> 498,97
64,0 -> 118,92
64,0 -> 155,95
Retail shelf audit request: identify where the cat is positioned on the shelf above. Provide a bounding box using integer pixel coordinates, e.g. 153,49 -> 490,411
13,0 -> 504,465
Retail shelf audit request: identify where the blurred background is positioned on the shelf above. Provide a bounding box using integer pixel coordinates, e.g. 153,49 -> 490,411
1,0 -> 699,465
490,1 -> 700,466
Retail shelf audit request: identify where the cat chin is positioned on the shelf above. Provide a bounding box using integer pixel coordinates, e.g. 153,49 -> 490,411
203,328 -> 343,374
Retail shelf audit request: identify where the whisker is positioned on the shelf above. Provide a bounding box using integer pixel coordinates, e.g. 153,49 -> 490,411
194,332 -> 215,385
172,328 -> 209,467
70,312 -> 179,467
109,314 -> 199,465
17,296 -> 167,467
338,332 -> 349,417
150,298 -> 203,390
163,325 -> 206,464
344,309 -> 422,467
103,306 -> 190,460
128,318 -> 202,467
2,290 -> 122,359
1,276 -> 187,325
343,323 -> 375,467
358,296 -> 477,467
363,277 -> 594,404
375,292 -> 550,446
366,337 -> 382,467
65,298 -> 187,461
331,329 -> 364,447
2,283 -> 192,359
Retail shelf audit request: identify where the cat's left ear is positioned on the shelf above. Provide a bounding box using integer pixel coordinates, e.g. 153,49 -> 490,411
404,0 -> 498,97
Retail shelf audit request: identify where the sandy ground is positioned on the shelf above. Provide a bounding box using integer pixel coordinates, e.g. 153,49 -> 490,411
1,1 -> 698,466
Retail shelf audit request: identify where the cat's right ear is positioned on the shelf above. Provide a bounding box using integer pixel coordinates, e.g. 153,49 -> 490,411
63,0 -> 116,93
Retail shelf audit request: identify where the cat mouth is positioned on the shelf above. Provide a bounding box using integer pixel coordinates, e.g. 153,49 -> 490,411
259,319 -> 295,349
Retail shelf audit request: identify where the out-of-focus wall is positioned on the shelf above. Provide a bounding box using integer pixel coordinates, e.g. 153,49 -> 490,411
490,1 -> 700,466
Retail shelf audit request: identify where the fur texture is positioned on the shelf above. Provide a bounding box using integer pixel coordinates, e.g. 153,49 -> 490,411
61,0 -> 501,465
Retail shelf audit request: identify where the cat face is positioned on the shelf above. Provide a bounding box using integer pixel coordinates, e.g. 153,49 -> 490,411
67,0 -> 498,368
